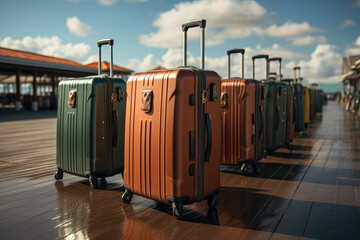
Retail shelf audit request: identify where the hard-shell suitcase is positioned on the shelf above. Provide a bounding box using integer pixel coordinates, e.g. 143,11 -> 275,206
309,88 -> 315,122
220,49 -> 265,171
122,20 -> 221,219
252,55 -> 279,152
268,58 -> 287,148
293,67 -> 305,132
55,39 -> 126,188
281,79 -> 295,144
303,86 -> 310,125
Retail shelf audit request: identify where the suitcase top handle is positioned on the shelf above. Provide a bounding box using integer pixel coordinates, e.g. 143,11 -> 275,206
268,57 -> 282,82
182,19 -> 206,69
227,48 -> 245,79
97,39 -> 114,77
252,54 -> 269,81
293,66 -> 301,84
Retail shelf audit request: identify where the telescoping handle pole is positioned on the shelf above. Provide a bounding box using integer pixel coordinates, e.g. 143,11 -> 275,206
227,48 -> 245,79
182,19 -> 206,69
293,66 -> 301,84
268,57 -> 282,81
252,54 -> 269,80
97,39 -> 114,77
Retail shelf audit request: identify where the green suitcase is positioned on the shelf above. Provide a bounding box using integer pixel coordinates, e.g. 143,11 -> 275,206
252,55 -> 278,152
55,39 -> 126,188
268,58 -> 287,148
293,67 -> 305,132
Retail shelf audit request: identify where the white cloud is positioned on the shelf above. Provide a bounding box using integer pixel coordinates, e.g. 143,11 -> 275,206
292,35 -> 327,46
287,44 -> 342,84
83,55 -> 98,65
66,16 -> 91,37
0,36 -> 92,62
258,21 -> 321,38
345,36 -> 360,56
355,0 -> 360,7
140,0 -> 271,48
125,0 -> 148,2
99,0 -> 118,5
127,44 -> 308,79
356,36 -> 360,45
127,44 -> 341,84
338,19 -> 356,29
127,54 -> 161,72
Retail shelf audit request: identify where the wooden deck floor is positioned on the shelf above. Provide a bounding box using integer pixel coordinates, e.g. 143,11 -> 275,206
0,101 -> 359,240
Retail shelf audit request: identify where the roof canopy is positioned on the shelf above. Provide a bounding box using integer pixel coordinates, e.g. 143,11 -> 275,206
0,47 -> 133,80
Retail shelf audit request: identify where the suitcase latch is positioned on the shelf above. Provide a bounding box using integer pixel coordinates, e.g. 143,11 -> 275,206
111,93 -> 116,103
117,87 -> 124,102
67,90 -> 76,108
201,90 -> 208,103
220,92 -> 227,108
141,90 -> 153,113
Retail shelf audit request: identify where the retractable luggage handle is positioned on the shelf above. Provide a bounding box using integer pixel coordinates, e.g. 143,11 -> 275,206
97,39 -> 114,77
252,54 -> 269,81
293,66 -> 301,84
182,19 -> 206,69
268,57 -> 282,81
227,48 -> 245,79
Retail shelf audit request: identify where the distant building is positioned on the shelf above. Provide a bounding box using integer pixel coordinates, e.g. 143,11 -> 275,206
151,66 -> 167,71
85,61 -> 133,80
341,55 -> 360,96
0,47 -> 133,111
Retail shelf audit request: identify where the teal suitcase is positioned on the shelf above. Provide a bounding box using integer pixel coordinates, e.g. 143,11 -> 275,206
268,58 -> 287,148
55,39 -> 126,188
293,67 -> 305,132
252,55 -> 278,152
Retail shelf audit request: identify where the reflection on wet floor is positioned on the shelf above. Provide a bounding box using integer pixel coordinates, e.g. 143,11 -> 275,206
0,102 -> 360,240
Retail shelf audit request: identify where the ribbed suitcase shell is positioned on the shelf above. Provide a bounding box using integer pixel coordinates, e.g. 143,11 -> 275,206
263,81 -> 278,151
123,68 -> 221,204
294,84 -> 305,132
275,82 -> 287,148
56,75 -> 126,178
303,86 -> 310,124
220,79 -> 265,165
284,84 -> 295,143
309,88 -> 315,122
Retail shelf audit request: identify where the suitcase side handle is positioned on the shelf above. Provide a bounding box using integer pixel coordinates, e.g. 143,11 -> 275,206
205,113 -> 212,162
293,66 -> 301,84
227,48 -> 245,79
252,54 -> 269,81
97,39 -> 114,77
182,19 -> 206,69
269,57 -> 282,82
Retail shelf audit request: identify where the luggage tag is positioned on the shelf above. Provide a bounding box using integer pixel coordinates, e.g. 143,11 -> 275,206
67,90 -> 76,108
141,90 -> 153,113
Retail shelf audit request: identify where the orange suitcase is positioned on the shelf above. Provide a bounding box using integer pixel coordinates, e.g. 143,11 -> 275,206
220,49 -> 265,174
122,20 -> 221,219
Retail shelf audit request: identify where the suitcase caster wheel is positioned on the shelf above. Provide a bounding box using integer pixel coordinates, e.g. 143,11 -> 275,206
207,207 -> 219,225
100,178 -> 107,187
172,201 -> 183,220
54,169 -> 63,181
207,192 -> 218,208
122,190 -> 133,204
89,175 -> 98,188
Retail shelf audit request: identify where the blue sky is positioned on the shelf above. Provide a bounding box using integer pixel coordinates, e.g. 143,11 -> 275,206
0,0 -> 359,84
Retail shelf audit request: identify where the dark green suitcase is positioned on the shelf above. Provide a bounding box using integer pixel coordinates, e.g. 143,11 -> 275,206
252,55 -> 278,152
55,39 -> 126,188
293,67 -> 305,132
268,58 -> 287,148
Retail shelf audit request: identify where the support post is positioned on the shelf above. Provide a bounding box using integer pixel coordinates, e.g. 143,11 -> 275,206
32,71 -> 38,111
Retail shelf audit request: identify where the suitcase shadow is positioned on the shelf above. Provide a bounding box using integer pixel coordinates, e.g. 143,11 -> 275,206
288,144 -> 313,151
